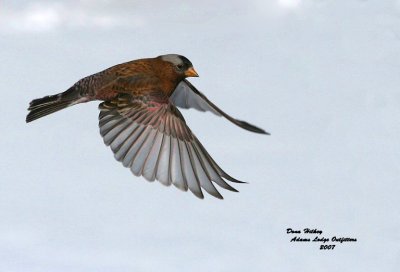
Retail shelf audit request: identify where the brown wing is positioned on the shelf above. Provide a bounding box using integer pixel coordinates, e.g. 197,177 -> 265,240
170,79 -> 269,135
98,94 -> 244,199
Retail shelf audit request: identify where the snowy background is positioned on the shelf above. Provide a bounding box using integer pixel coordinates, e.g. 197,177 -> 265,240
1,0 -> 400,271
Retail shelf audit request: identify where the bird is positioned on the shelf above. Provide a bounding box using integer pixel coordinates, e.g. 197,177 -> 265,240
26,54 -> 269,199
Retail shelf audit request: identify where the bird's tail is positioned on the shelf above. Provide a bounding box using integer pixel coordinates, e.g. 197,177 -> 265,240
26,87 -> 84,123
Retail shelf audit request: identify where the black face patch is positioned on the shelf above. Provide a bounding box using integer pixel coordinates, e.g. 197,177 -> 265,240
178,55 -> 192,68
160,54 -> 193,72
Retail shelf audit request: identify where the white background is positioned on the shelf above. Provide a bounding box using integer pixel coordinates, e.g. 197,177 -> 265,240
1,0 -> 399,271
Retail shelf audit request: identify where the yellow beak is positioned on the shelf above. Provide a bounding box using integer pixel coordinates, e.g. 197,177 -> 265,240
185,67 -> 199,77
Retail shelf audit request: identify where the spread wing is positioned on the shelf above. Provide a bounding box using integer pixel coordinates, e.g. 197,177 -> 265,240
170,79 -> 269,135
98,94 -> 244,199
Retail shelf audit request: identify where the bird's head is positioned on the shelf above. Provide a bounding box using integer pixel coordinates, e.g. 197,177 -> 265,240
158,54 -> 199,79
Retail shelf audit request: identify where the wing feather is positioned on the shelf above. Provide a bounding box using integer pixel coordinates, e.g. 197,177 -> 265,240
142,131 -> 163,181
170,137 -> 185,190
131,128 -> 158,176
171,79 -> 269,135
155,134 -> 170,185
98,94 -> 244,199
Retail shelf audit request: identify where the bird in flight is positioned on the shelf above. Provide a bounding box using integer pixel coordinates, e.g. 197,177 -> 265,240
26,54 -> 268,199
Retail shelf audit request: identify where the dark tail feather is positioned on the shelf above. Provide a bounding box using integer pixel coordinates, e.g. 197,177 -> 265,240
26,87 -> 81,123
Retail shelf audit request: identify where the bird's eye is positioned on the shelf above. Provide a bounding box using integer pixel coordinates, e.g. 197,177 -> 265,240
176,64 -> 184,70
